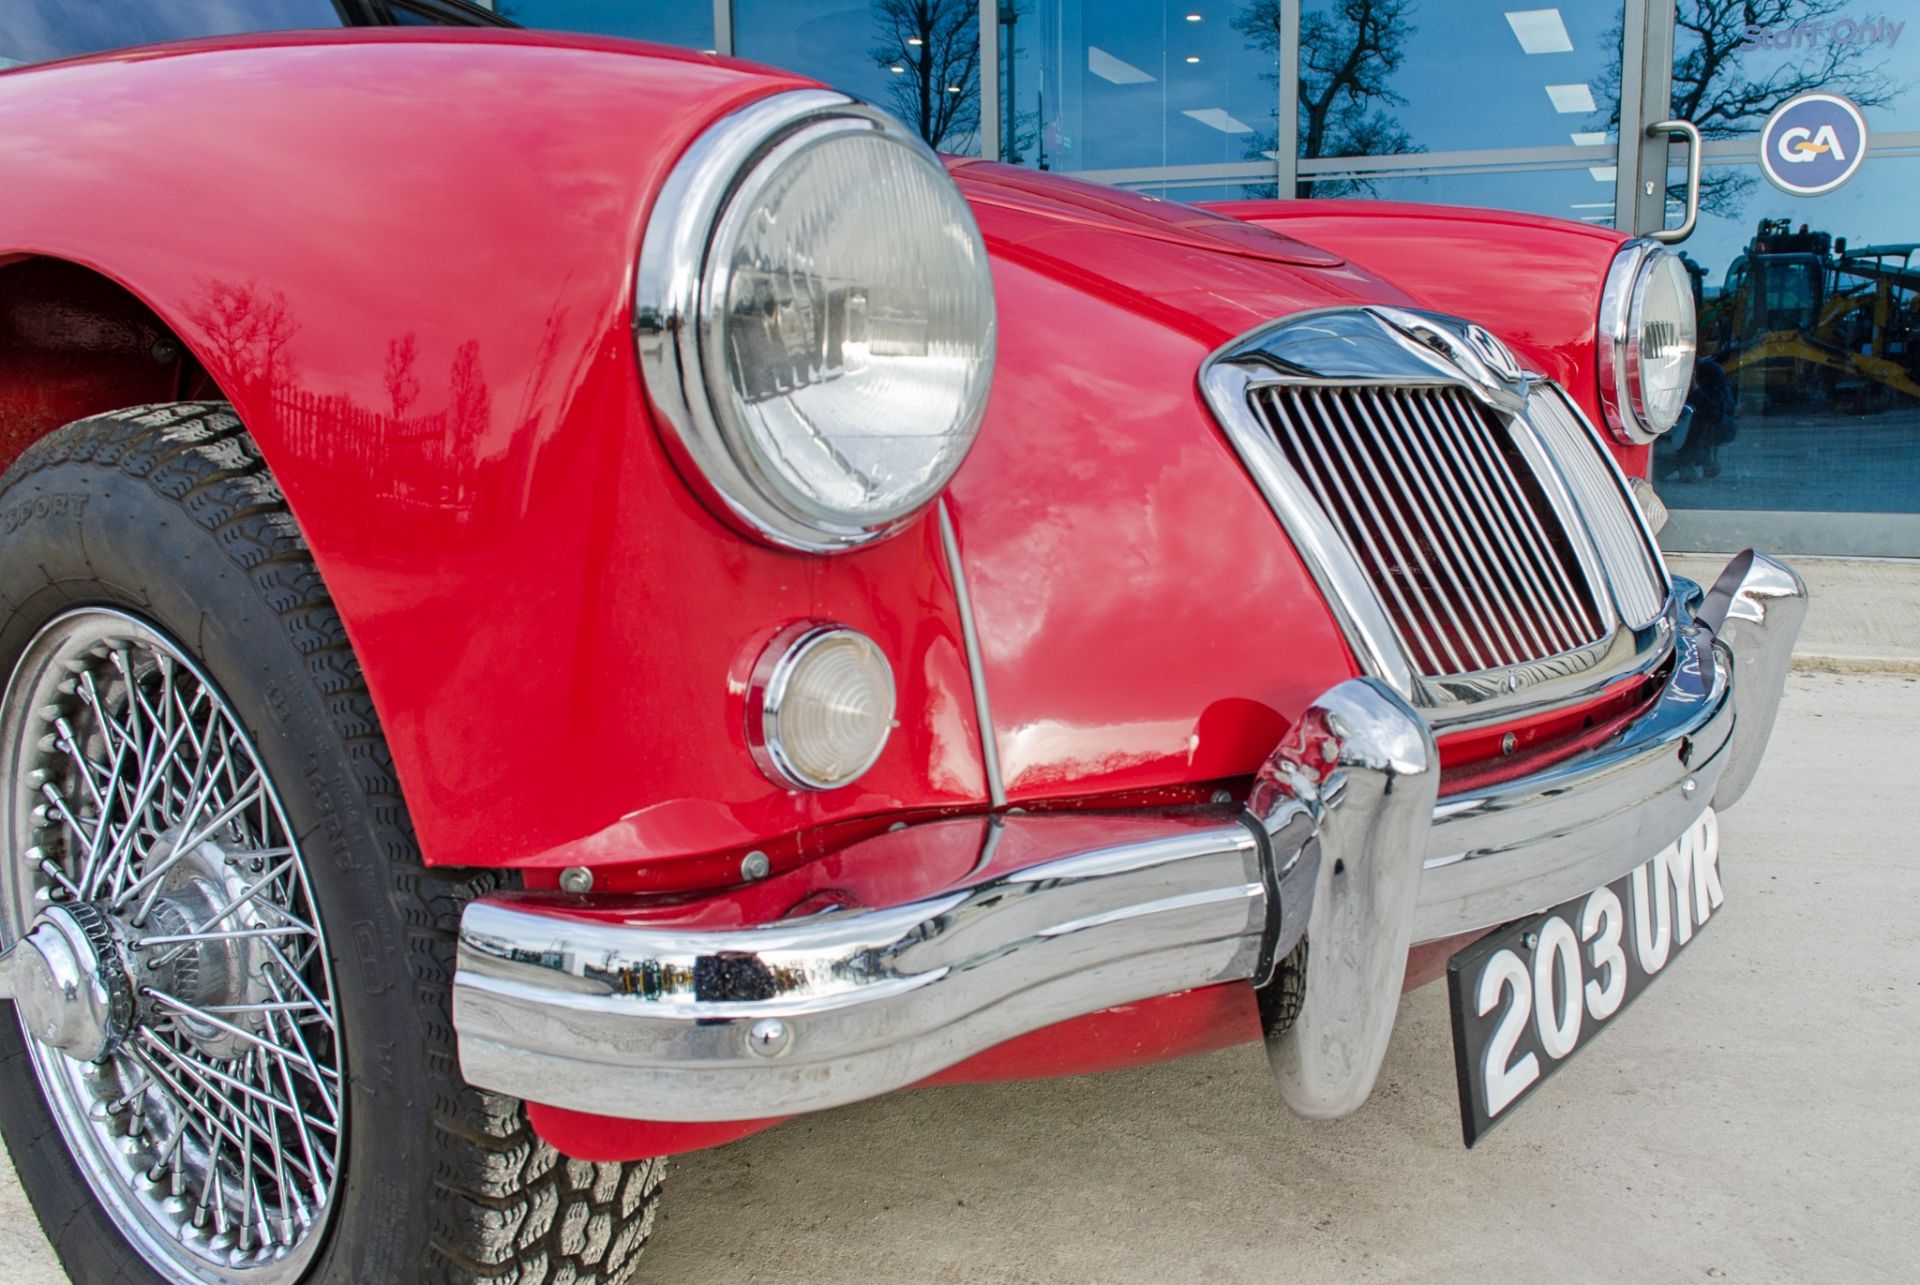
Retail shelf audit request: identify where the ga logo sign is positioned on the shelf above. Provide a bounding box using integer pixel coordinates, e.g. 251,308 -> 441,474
1761,92 -> 1869,195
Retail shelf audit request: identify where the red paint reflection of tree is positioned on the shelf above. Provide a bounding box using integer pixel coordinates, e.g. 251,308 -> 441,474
384,332 -> 421,420
272,338 -> 494,533
448,339 -> 490,442
184,278 -> 300,398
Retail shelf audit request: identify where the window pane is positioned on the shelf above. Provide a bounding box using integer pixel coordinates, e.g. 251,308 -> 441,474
1673,4 -> 1919,137
1002,2 -> 1276,176
0,0 -> 344,67
1295,0 -> 1623,157
734,0 -> 981,154
1300,164 -> 1618,226
1150,180 -> 1277,202
501,1 -> 713,49
1653,155 -> 1920,548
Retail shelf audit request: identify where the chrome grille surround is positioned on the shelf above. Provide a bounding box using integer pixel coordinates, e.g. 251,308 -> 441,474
1526,384 -> 1669,629
1200,306 -> 1674,731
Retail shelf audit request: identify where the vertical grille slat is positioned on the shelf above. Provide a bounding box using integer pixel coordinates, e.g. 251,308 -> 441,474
1420,390 -> 1581,655
1314,390 -> 1471,673
1367,392 -> 1529,666
1263,391 -> 1449,674
1428,392 -> 1599,649
1339,393 -> 1498,671
1249,382 -> 1614,680
1379,391 -> 1543,663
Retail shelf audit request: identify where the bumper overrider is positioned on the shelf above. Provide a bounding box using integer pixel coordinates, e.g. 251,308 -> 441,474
452,552 -> 1805,1125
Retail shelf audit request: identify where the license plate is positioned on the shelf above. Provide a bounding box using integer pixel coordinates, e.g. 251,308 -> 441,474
1446,808 -> 1724,1147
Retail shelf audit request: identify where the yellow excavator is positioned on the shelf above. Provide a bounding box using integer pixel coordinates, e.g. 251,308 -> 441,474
1694,219 -> 1920,413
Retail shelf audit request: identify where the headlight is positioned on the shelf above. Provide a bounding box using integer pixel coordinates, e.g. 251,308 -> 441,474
637,90 -> 997,552
1597,240 -> 1698,445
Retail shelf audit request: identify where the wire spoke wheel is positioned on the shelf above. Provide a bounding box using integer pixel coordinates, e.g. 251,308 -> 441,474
3,606 -> 343,1283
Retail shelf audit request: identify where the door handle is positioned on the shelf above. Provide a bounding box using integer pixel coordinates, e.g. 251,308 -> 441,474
1645,119 -> 1702,244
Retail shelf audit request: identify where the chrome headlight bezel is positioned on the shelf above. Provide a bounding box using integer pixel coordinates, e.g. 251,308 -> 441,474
635,89 -> 996,553
1596,238 -> 1698,446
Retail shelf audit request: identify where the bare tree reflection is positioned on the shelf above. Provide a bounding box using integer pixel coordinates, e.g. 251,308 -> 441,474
871,0 -> 981,151
384,332 -> 421,420
185,278 -> 300,398
179,283 -> 606,542
1595,0 -> 1897,217
1235,0 -> 1422,198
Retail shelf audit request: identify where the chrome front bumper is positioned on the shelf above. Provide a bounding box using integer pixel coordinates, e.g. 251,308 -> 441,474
453,552 -> 1805,1126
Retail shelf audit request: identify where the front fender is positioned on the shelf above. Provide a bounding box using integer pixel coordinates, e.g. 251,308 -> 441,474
0,33 -> 994,882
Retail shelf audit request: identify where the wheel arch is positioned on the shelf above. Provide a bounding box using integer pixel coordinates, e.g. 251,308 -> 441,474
0,254 -> 236,477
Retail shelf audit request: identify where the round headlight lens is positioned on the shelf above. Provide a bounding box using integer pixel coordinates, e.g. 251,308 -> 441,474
711,127 -> 994,530
1627,250 -> 1697,435
638,92 -> 996,552
1598,240 -> 1698,444
754,626 -> 896,791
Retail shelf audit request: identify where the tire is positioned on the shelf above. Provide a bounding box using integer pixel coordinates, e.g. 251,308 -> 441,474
1256,936 -> 1308,1038
0,404 -> 663,1284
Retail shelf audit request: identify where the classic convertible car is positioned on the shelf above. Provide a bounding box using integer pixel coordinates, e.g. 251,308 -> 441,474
0,11 -> 1804,1285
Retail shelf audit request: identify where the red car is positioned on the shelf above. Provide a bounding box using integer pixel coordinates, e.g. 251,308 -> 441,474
0,11 -> 1805,1285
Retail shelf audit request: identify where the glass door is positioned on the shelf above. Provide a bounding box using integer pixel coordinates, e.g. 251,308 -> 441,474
1638,2 -> 1920,556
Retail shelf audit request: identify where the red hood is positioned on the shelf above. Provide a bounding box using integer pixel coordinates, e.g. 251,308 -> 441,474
950,161 -> 1344,268
949,161 -> 1417,347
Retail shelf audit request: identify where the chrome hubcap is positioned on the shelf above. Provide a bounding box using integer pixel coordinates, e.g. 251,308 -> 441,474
9,902 -> 134,1062
2,609 -> 344,1283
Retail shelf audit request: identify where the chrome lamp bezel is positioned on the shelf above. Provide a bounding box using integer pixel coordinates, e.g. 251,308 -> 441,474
634,89 -> 995,554
1596,237 -> 1696,446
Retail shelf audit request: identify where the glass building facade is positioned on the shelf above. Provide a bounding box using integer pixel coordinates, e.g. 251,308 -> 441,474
496,1 -> 1920,557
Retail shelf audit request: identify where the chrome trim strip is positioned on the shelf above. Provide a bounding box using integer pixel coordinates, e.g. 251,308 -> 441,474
455,811 -> 1281,1122
938,499 -> 1007,808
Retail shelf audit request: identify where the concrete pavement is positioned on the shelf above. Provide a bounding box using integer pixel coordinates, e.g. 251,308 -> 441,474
6,671 -> 1918,1283
1667,553 -> 1920,673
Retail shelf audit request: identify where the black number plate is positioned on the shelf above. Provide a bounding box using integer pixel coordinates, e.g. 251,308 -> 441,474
1446,809 -> 1724,1147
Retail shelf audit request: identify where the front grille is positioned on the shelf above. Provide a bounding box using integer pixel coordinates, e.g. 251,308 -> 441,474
1248,383 -> 1608,677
